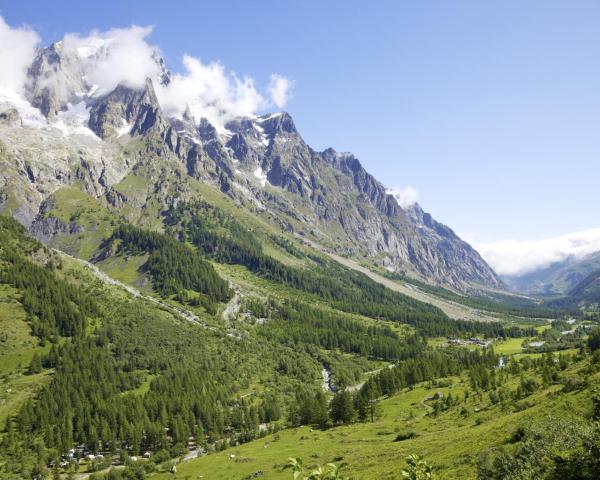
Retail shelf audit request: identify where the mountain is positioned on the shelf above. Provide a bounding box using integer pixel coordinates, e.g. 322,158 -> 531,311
0,42 -> 501,292
2,33 -> 595,480
502,251 -> 600,294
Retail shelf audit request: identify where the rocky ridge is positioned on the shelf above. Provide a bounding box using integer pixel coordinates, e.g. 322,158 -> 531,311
0,43 -> 502,292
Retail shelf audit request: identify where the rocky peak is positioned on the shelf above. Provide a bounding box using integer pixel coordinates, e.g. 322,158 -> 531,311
26,42 -> 88,119
88,78 -> 166,139
259,112 -> 297,136
152,51 -> 172,86
197,118 -> 218,142
169,105 -> 197,137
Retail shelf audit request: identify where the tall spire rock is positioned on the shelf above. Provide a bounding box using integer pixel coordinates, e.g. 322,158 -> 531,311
88,78 -> 167,139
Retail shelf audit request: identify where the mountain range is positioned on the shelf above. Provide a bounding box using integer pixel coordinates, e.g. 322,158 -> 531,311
2,25 -> 600,480
502,251 -> 600,295
0,40 -> 502,292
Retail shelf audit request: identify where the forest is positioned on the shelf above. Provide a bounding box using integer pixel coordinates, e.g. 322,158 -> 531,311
0,213 -> 593,480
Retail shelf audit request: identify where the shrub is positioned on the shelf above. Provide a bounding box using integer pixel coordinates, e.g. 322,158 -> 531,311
395,431 -> 418,441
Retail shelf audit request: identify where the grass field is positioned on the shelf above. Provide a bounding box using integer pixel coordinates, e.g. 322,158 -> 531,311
153,354 -> 595,480
43,187 -> 119,260
493,337 -> 526,355
97,253 -> 150,289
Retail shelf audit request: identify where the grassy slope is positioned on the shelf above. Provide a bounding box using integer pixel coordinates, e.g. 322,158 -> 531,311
42,187 -> 120,260
160,357 -> 596,480
1,182 -> 580,479
0,284 -> 51,429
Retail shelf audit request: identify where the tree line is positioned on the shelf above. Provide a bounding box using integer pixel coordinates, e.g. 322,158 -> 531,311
113,224 -> 232,310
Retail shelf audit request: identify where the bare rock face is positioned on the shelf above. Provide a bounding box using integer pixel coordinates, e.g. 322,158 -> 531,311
193,112 -> 502,291
26,42 -> 88,119
88,79 -> 167,139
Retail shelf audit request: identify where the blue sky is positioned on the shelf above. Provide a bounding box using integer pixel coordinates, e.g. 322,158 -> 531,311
1,0 -> 599,246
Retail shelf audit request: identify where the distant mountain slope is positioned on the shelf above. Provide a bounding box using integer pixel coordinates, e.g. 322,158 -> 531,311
567,268 -> 600,303
548,266 -> 600,309
0,42 -> 502,292
503,251 -> 600,294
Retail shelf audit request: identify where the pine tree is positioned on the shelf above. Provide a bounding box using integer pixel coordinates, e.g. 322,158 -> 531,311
27,353 -> 43,375
329,390 -> 355,424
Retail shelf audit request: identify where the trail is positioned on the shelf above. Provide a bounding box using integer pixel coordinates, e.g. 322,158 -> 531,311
419,396 -> 434,418
59,251 -> 207,328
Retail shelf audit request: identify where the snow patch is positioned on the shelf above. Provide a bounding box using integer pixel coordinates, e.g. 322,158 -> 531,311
253,166 -> 268,187
0,87 -> 46,128
115,118 -> 131,137
259,112 -> 282,122
53,101 -> 98,138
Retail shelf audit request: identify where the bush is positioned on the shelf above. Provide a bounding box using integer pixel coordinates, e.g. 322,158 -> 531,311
561,375 -> 586,392
394,430 -> 418,441
150,449 -> 170,464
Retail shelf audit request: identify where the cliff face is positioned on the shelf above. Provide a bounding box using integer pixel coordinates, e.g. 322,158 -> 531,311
0,44 -> 502,292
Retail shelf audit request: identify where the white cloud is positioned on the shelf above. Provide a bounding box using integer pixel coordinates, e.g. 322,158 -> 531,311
157,55 -> 266,129
61,25 -> 161,95
0,16 -> 39,95
387,185 -> 419,208
0,17 -> 294,130
268,74 -> 294,108
475,228 -> 600,276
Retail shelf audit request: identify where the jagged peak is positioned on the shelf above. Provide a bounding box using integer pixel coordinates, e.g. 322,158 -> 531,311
87,77 -> 165,139
197,117 -> 219,141
258,111 -> 296,135
182,105 -> 194,124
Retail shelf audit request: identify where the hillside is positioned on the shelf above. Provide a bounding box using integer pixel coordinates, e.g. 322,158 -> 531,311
0,205 -> 552,479
503,251 -> 600,294
165,350 -> 600,480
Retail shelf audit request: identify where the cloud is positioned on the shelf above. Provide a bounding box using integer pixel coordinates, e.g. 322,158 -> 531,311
156,55 -> 266,128
0,16 -> 39,95
387,185 -> 419,208
268,74 -> 294,108
475,228 -> 600,276
0,16 -> 294,129
59,25 -> 294,128
61,25 -> 161,95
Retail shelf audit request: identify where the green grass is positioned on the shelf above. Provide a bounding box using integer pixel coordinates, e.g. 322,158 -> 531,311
123,372 -> 156,397
97,253 -> 149,289
493,337 -> 526,355
43,187 -> 119,260
0,284 -> 51,429
155,360 -> 596,480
